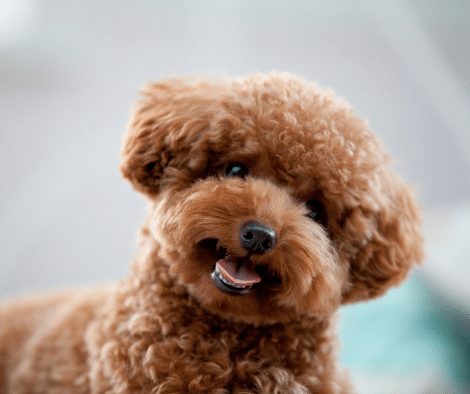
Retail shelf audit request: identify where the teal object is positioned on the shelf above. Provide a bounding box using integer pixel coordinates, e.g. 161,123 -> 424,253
339,273 -> 470,393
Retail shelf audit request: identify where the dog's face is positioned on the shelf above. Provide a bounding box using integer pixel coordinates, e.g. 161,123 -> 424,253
121,74 -> 423,324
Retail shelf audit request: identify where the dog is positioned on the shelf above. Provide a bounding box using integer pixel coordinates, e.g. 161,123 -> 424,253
0,73 -> 423,393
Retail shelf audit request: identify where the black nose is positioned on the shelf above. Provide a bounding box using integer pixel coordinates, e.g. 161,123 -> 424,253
240,222 -> 276,254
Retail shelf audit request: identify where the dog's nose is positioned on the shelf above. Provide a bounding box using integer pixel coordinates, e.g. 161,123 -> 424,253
240,222 -> 276,254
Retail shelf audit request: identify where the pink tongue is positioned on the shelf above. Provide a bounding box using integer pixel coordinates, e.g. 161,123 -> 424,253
216,257 -> 261,286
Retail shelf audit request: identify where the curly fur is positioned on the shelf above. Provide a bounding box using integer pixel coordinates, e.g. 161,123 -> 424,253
0,73 -> 423,393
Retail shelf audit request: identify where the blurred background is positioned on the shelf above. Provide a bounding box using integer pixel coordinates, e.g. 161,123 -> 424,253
1,0 -> 469,392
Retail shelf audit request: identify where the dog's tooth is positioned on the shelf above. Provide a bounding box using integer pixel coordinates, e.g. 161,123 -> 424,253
218,272 -> 227,284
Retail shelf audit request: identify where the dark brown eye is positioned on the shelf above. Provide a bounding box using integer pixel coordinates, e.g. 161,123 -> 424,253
225,163 -> 249,178
305,199 -> 327,225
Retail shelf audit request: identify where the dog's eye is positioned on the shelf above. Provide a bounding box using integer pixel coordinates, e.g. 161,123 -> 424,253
305,199 -> 326,224
225,163 -> 249,178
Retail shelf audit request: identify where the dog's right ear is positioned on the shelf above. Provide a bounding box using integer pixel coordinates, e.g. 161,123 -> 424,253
120,78 -> 223,198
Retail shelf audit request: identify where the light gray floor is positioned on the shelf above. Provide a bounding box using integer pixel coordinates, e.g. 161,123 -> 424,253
1,0 -> 469,298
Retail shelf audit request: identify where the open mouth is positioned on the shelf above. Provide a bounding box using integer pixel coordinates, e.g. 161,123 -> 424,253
211,255 -> 262,295
198,238 -> 263,295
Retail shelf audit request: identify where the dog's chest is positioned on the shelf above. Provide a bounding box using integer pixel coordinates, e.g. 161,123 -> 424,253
131,319 -> 324,392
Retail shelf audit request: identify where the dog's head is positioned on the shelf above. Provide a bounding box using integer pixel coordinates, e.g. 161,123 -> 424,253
121,73 -> 423,324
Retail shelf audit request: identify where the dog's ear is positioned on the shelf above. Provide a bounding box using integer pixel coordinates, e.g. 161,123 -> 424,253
120,78 -> 222,197
341,170 -> 423,303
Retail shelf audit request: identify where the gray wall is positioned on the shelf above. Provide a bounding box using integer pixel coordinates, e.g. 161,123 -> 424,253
1,0 -> 469,297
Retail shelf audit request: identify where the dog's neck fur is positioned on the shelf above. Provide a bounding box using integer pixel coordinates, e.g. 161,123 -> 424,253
87,225 -> 345,392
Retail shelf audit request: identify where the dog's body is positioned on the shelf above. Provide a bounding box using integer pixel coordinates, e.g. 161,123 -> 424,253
0,252 -> 342,393
0,73 -> 422,393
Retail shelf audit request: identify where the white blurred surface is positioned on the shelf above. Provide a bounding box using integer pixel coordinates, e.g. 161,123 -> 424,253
0,1 -> 469,300
424,202 -> 470,317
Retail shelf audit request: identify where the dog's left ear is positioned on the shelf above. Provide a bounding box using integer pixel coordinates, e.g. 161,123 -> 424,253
120,78 -> 223,197
341,170 -> 424,303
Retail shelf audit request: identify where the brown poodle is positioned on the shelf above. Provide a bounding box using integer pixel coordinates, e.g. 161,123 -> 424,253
0,73 -> 423,393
